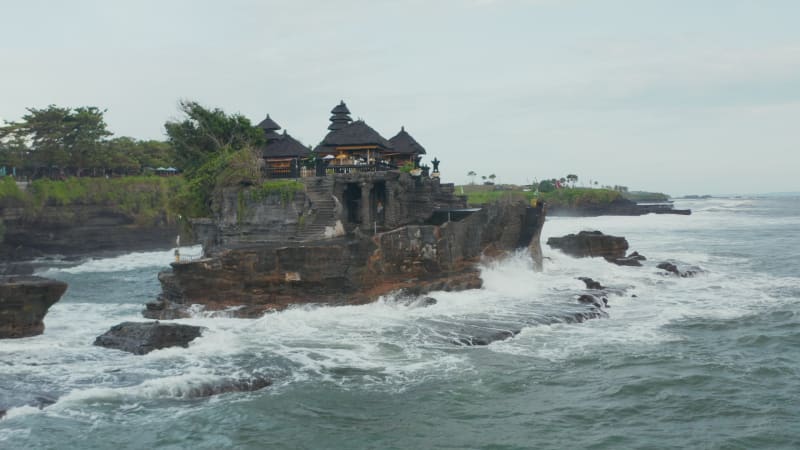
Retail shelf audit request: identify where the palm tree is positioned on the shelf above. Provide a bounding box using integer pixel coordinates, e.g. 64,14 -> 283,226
467,170 -> 476,185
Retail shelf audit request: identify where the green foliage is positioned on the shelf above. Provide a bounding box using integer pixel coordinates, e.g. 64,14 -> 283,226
399,161 -> 415,173
537,179 -> 556,193
0,176 -> 25,203
164,101 -> 265,218
251,180 -> 303,204
236,180 -> 304,224
622,190 -> 670,202
1,105 -> 112,174
216,147 -> 261,188
537,187 -> 621,207
459,184 -> 622,208
165,100 -> 263,176
0,176 -> 184,226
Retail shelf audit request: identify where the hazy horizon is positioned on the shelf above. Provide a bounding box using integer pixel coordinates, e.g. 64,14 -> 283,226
2,0 -> 798,196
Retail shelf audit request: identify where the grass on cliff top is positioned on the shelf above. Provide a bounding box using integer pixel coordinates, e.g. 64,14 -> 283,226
458,184 -> 626,208
0,175 -> 185,226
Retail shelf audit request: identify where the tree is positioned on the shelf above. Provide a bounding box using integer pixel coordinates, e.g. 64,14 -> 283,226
165,100 -> 263,176
467,170 -> 476,185
538,179 -> 556,192
164,100 -> 264,217
488,173 -> 496,184
0,105 -> 111,177
566,174 -> 578,187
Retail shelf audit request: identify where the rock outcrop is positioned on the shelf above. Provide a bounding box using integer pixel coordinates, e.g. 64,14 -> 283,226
0,276 -> 68,338
548,197 -> 691,216
1,205 -> 189,262
657,262 -> 702,278
93,321 -> 204,354
547,231 -> 629,260
147,172 -> 546,319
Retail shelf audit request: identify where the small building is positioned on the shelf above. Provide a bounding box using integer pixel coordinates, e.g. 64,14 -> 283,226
257,114 -> 311,178
387,126 -> 426,167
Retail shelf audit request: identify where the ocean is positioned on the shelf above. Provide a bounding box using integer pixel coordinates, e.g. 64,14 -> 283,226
2,196 -> 799,449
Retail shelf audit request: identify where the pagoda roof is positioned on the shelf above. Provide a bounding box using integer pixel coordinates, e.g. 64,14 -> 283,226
257,114 -> 281,132
331,101 -> 350,115
315,120 -> 393,152
262,131 -> 310,158
388,126 -> 427,155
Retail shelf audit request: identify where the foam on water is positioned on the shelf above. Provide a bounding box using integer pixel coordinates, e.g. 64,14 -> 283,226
41,245 -> 203,275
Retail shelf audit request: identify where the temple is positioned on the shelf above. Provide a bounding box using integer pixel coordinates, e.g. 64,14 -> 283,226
259,101 -> 428,178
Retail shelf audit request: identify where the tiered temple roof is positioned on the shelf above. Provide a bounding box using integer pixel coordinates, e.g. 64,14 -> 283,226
257,114 -> 282,141
388,126 -> 426,156
328,101 -> 352,131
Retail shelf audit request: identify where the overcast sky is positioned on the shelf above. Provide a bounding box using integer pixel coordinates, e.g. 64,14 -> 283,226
1,0 -> 798,195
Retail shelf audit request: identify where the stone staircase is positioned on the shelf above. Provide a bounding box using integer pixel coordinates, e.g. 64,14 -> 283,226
294,177 -> 338,241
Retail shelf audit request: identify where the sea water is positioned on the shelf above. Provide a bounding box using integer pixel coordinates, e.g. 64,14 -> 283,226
1,196 -> 799,449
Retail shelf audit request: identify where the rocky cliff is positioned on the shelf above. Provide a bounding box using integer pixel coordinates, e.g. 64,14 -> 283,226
147,173 -> 544,319
0,276 -> 68,338
1,204 -> 187,260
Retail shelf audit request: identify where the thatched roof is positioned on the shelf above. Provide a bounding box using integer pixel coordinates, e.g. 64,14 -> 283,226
328,100 -> 352,131
257,114 -> 281,132
315,120 -> 393,152
331,101 -> 350,115
388,126 -> 426,155
262,131 -> 310,158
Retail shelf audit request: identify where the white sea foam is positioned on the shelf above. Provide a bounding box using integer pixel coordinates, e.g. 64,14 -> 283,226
44,245 -> 203,274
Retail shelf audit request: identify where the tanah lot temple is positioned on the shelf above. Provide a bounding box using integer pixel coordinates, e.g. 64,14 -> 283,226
257,101 -> 436,179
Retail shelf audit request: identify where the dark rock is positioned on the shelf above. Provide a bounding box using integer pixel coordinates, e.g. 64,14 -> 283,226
577,294 -> 604,308
628,251 -> 647,261
0,263 -> 34,276
185,376 -> 272,398
657,261 -> 701,277
455,329 -> 519,346
94,321 -> 204,355
547,230 -> 628,261
0,276 -> 68,339
609,256 -> 643,267
577,277 -> 605,290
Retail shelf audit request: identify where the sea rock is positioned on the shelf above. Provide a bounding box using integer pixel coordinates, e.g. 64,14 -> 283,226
577,294 -> 606,308
148,192 -> 545,319
0,276 -> 68,339
609,256 -> 643,267
547,231 -> 628,261
455,329 -> 519,346
657,262 -> 701,278
93,321 -> 204,355
577,277 -> 605,290
628,251 -> 647,261
184,376 -> 272,398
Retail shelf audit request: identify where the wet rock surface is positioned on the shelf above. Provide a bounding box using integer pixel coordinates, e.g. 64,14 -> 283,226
547,231 -> 629,261
0,276 -> 68,339
94,321 -> 204,355
184,376 -> 272,398
578,277 -> 605,290
657,262 -> 702,277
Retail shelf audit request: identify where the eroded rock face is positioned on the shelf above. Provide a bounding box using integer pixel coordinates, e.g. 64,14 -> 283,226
93,321 -> 204,354
147,199 -> 545,319
547,231 -> 629,261
0,276 -> 68,339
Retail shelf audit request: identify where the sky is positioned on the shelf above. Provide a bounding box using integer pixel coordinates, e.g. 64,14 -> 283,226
1,0 -> 798,195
